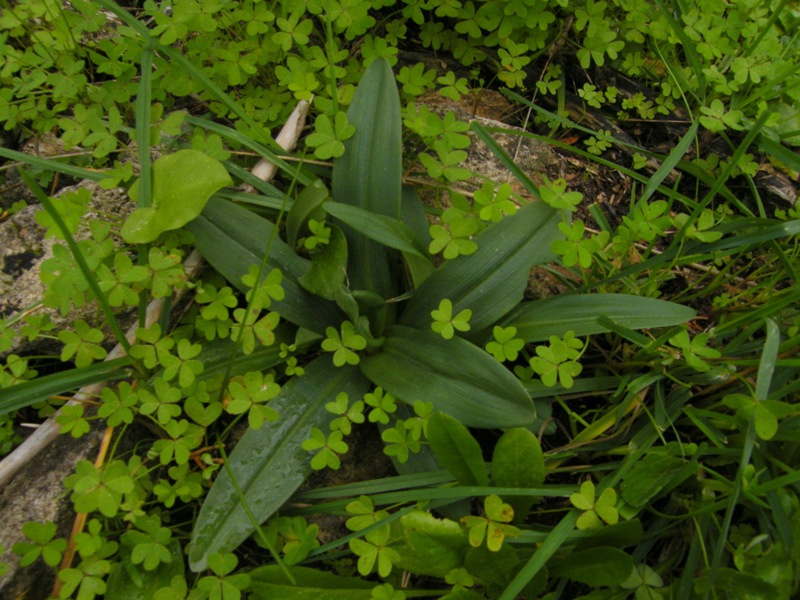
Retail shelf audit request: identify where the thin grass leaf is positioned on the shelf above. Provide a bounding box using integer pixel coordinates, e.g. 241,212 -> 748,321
585,218 -> 800,292
757,135 -> 800,172
756,318 -> 780,400
495,94 -> 745,209
0,358 -> 132,415
640,120 -> 699,204
186,116 -> 311,187
471,122 -> 541,200
0,147 -> 105,182
499,511 -> 580,600
135,41 -> 154,209
652,0 -> 706,101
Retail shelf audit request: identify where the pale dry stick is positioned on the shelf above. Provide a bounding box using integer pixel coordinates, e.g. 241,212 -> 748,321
241,99 -> 309,192
0,250 -> 204,489
0,102 -> 310,489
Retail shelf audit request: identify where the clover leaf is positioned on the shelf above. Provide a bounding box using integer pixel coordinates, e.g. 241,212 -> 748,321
321,321 -> 367,366
302,427 -> 349,470
431,299 -> 472,340
306,112 -> 355,159
570,480 -> 619,530
461,494 -> 521,552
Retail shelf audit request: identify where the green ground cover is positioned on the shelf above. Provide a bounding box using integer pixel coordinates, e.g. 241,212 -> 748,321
0,0 -> 799,598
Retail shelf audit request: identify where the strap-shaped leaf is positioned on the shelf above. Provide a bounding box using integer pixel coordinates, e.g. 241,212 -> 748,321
502,294 -> 696,342
359,325 -> 534,428
186,197 -> 344,334
331,57 -> 402,297
189,357 -> 370,571
399,199 -> 563,332
323,202 -> 431,260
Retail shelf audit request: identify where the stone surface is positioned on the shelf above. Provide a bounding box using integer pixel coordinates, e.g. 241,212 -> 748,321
0,179 -> 133,357
0,424 -> 106,598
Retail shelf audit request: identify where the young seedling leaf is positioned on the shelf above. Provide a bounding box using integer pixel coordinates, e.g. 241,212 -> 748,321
491,428 -> 545,520
122,150 -> 233,243
391,510 -> 470,577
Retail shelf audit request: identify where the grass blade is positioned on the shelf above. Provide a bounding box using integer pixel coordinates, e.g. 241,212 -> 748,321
0,358 -> 132,415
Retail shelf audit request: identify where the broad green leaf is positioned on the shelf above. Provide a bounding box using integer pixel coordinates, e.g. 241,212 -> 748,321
122,150 -> 233,243
503,294 -> 696,342
331,57 -> 402,298
548,547 -> 634,586
360,325 -> 534,428
323,202 -> 431,260
391,510 -> 470,577
185,197 -> 344,334
0,358 -> 132,415
298,225 -> 348,300
400,199 -> 563,332
491,428 -> 545,520
189,358 -> 370,571
105,540 -> 183,600
249,565 -> 374,600
427,412 -> 489,487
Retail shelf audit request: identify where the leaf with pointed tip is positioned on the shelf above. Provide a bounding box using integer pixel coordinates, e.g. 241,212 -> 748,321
400,200 -> 563,333
502,294 -> 696,342
332,58 -> 402,297
189,358 -> 370,571
324,202 -> 431,260
360,326 -> 534,428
